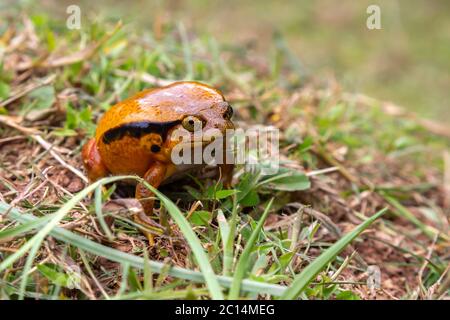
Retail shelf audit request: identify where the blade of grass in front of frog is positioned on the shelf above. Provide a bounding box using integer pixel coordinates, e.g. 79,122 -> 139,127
217,209 -> 231,275
221,195 -> 239,277
255,171 -> 292,187
115,262 -> 130,298
95,185 -> 114,241
3,176 -> 136,300
0,214 -> 53,240
225,195 -> 239,276
1,203 -> 287,297
143,249 -> 153,293
0,176 -> 136,273
18,234 -> 44,300
228,198 -> 274,299
281,208 -> 387,300
114,288 -> 210,300
139,179 -> 224,300
79,248 -> 110,299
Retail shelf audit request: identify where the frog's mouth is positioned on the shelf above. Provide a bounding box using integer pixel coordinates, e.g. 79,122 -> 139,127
177,138 -> 219,148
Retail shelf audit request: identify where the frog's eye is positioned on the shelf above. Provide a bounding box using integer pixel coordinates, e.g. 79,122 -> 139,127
223,105 -> 233,120
182,116 -> 203,132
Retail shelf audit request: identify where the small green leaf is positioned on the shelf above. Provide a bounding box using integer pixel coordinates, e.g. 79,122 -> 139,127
28,85 -> 55,110
267,171 -> 310,191
0,81 -> 10,100
394,136 -> 415,150
127,268 -> 143,291
299,136 -> 314,152
189,210 -> 212,226
65,104 -> 78,130
184,186 -> 203,200
215,189 -> 238,200
335,290 -> 361,300
46,31 -> 56,51
279,252 -> 295,269
239,190 -> 260,207
37,264 -> 71,287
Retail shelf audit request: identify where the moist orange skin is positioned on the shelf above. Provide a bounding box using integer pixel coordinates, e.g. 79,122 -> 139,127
81,81 -> 234,233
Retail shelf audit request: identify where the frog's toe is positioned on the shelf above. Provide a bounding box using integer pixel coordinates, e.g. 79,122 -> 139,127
133,211 -> 161,246
144,231 -> 155,246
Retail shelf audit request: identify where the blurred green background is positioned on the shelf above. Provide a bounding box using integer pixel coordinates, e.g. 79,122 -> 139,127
7,0 -> 450,123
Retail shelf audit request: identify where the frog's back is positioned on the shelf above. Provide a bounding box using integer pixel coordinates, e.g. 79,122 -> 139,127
95,81 -> 225,141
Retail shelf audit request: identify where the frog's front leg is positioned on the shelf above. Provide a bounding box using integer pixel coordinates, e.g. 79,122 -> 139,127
135,162 -> 168,243
219,163 -> 234,188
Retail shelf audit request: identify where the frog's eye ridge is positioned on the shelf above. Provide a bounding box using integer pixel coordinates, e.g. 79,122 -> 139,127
223,105 -> 233,120
182,116 -> 203,132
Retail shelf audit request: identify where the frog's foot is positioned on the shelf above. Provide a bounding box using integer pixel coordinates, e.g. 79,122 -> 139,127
135,162 -> 168,245
219,163 -> 234,188
134,211 -> 157,246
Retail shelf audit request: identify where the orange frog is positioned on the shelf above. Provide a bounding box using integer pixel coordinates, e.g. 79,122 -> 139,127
82,81 -> 234,239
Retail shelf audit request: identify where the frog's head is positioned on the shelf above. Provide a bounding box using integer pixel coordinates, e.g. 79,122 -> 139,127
137,81 -> 234,163
162,81 -> 234,134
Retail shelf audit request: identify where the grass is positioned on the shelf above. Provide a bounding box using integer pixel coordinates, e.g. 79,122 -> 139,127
0,4 -> 449,300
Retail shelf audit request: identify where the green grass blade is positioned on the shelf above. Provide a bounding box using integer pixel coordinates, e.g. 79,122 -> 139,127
0,176 -> 132,272
217,209 -> 231,275
0,215 -> 52,240
229,198 -> 274,299
79,249 -> 110,299
18,237 -> 42,300
381,193 -> 449,241
139,180 -> 224,300
281,208 -> 387,300
116,262 -> 130,297
143,250 -> 153,293
114,288 -> 209,300
220,195 -> 239,276
1,203 -> 287,297
94,185 -> 114,241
